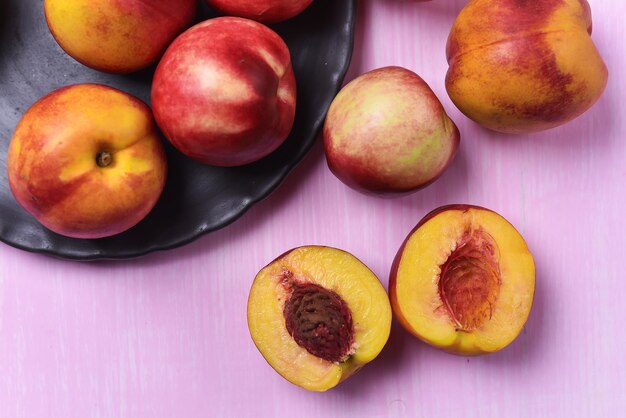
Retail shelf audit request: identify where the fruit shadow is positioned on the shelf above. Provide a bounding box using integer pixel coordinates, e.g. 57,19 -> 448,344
476,97 -> 615,156
333,320 -> 418,398
195,0 -> 220,22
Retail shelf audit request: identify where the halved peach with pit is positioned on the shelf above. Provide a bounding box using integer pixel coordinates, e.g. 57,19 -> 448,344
390,205 -> 535,355
248,246 -> 392,391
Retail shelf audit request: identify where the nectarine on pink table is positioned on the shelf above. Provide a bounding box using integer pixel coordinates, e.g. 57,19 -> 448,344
151,17 -> 297,167
446,0 -> 608,133
7,84 -> 167,239
324,66 -> 459,196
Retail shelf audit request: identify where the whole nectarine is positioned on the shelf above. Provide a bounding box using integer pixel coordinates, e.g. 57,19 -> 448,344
44,0 -> 196,73
324,66 -> 460,196
446,0 -> 608,133
7,84 -> 167,239
151,17 -> 297,167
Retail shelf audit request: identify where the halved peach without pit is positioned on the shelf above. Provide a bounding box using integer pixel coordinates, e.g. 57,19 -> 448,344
390,205 -> 535,355
248,246 -> 392,391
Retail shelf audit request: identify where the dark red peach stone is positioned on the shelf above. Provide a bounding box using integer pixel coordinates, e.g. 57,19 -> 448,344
283,282 -> 354,363
438,228 -> 501,331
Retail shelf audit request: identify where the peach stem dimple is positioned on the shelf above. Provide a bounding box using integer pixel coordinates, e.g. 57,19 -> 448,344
96,151 -> 113,167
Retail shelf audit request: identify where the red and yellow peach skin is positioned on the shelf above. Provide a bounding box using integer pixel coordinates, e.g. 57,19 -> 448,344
44,0 -> 196,73
324,66 -> 459,196
7,84 -> 167,239
151,17 -> 297,167
445,0 -> 608,133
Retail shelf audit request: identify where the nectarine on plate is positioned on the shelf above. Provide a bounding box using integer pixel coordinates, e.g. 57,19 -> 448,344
152,17 -> 297,167
0,0 -> 356,259
44,0 -> 197,74
7,84 -> 167,239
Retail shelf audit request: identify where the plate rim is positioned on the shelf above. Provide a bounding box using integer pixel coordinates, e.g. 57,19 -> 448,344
0,0 -> 358,261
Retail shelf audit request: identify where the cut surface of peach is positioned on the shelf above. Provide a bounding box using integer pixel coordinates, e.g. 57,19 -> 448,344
248,246 -> 392,391
390,205 -> 535,355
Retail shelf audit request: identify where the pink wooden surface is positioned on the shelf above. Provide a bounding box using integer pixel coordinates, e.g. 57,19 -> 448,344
1,1 -> 625,416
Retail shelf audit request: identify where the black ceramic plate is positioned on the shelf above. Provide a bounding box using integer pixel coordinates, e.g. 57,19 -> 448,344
0,0 -> 356,260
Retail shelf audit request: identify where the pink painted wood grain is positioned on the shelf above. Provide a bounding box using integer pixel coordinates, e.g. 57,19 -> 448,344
1,1 -> 625,417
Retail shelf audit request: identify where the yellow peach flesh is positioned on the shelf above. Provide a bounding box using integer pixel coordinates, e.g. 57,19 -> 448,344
248,246 -> 392,391
392,207 -> 535,355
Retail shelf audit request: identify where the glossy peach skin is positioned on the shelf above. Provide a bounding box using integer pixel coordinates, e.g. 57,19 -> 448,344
44,0 -> 196,73
205,0 -> 314,24
248,246 -> 392,391
7,84 -> 167,239
446,0 -> 608,134
389,205 -> 536,355
324,66 -> 460,196
151,17 -> 297,167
